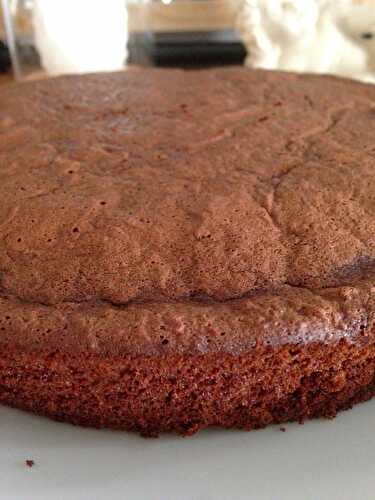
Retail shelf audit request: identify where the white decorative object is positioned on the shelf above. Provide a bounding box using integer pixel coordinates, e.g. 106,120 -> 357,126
33,0 -> 128,76
235,0 -> 375,83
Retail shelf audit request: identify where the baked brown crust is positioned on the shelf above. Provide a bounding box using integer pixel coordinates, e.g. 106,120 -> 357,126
1,68 -> 375,434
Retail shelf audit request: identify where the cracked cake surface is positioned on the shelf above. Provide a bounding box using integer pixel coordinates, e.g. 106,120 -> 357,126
1,67 -> 375,435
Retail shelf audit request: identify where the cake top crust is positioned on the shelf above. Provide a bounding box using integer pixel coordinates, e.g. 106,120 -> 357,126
1,67 -> 375,355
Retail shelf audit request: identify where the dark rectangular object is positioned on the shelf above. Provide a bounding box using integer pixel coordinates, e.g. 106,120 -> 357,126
128,30 -> 246,67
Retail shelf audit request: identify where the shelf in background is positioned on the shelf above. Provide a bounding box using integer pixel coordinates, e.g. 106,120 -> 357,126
128,0 -> 236,33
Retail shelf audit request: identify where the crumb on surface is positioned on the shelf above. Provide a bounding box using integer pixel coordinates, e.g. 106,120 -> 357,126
25,459 -> 35,468
279,427 -> 286,432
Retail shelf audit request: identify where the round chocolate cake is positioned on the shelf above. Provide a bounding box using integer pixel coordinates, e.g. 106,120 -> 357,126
1,68 -> 375,436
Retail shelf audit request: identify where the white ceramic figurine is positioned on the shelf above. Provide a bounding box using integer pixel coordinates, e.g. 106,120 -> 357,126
235,0 -> 375,83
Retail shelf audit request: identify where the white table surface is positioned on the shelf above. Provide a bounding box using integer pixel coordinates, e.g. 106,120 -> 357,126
2,399 -> 375,500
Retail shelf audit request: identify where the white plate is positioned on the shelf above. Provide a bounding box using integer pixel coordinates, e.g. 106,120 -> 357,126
1,400 -> 375,500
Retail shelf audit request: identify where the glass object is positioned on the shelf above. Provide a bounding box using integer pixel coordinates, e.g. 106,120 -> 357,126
1,0 -> 128,81
127,0 -> 245,67
1,0 -> 37,79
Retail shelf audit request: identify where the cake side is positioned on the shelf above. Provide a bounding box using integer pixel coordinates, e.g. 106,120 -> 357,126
0,278 -> 373,356
1,336 -> 375,436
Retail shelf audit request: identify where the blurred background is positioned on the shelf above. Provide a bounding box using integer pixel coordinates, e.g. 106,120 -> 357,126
1,0 -> 375,84
0,0 -> 245,82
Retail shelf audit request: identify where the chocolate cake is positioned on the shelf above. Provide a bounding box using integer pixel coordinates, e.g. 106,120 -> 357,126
1,67 -> 375,436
